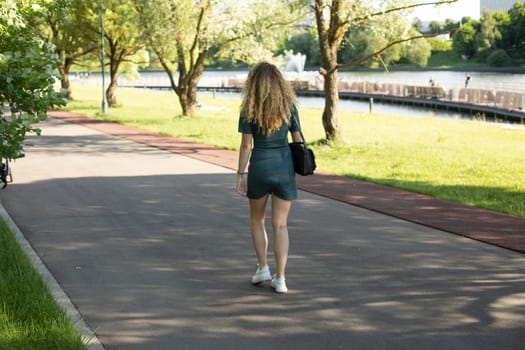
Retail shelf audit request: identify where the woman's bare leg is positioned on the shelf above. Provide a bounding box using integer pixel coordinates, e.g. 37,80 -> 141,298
249,194 -> 270,267
271,195 -> 292,278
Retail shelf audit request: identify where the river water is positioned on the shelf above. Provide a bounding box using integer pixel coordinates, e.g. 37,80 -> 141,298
113,69 -> 525,93
83,69 -> 525,120
197,90 -> 462,119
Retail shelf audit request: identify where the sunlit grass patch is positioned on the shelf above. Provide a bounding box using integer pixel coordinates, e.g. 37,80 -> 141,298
0,219 -> 84,350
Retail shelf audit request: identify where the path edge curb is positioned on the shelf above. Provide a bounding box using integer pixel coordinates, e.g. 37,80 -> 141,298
0,201 -> 105,350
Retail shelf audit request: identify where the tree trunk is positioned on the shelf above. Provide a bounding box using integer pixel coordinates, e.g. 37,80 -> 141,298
59,68 -> 72,100
176,78 -> 195,116
322,68 -> 341,141
315,0 -> 344,142
177,87 -> 195,116
106,81 -> 118,107
319,48 -> 342,141
178,85 -> 199,116
106,59 -> 120,106
59,57 -> 74,100
177,52 -> 207,117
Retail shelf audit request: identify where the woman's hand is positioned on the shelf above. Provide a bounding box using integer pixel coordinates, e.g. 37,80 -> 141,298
236,174 -> 247,197
237,133 -> 252,197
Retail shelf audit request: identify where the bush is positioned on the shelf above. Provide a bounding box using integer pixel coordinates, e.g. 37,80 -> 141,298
406,38 -> 432,67
0,2 -> 66,161
487,49 -> 512,66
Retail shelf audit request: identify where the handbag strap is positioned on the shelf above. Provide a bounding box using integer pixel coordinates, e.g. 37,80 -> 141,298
299,130 -> 307,147
290,109 -> 308,147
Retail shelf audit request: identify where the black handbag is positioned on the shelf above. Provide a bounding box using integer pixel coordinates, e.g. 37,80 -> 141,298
289,113 -> 316,176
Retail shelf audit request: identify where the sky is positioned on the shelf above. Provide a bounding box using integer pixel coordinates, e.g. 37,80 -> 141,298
411,0 -> 480,21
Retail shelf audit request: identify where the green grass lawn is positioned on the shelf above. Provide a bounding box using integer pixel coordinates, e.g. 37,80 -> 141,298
63,84 -> 525,218
426,51 -> 485,68
0,219 -> 84,350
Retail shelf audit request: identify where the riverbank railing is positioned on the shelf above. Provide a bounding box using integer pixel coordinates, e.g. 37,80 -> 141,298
226,77 -> 525,115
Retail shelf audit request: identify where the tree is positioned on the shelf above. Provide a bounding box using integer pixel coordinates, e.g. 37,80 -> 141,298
405,35 -> 432,67
78,0 -> 148,107
474,10 -> 502,57
452,21 -> 477,58
487,49 -> 511,66
443,18 -> 459,31
492,11 -> 511,46
506,2 -> 525,61
413,17 -> 423,32
27,0 -> 98,100
0,1 -> 66,161
460,16 -> 472,25
313,0 -> 459,141
133,0 -> 306,116
339,25 -> 407,69
429,20 -> 443,33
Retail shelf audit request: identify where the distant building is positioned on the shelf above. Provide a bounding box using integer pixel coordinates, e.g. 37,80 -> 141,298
480,0 -> 520,14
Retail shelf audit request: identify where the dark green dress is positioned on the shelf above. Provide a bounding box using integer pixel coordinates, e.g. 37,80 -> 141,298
238,105 -> 301,200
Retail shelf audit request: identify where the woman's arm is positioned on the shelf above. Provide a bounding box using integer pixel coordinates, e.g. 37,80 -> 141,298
291,131 -> 302,143
236,133 -> 253,196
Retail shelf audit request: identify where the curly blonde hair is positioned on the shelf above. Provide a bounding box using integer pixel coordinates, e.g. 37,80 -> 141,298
240,62 -> 296,135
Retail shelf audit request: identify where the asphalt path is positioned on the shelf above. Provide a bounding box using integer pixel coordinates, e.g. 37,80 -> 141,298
2,117 -> 525,350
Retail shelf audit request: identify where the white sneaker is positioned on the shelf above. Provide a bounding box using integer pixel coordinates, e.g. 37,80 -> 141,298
271,275 -> 288,293
251,265 -> 271,284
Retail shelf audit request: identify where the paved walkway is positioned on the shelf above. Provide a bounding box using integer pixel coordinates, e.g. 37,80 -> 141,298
49,110 -> 525,254
1,112 -> 524,350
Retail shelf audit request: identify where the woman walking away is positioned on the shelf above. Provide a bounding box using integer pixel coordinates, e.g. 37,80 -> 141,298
236,62 -> 303,294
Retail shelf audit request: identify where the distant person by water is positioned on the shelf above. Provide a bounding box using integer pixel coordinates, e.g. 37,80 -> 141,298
465,74 -> 471,88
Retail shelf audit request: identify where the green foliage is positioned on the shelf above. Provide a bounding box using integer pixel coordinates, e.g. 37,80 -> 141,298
135,0 -> 305,68
281,28 -> 321,68
474,10 -> 502,56
428,38 -> 452,52
204,52 -> 249,69
450,5 -> 525,65
413,18 -> 422,32
340,26 -> 405,68
506,2 -> 525,62
443,18 -> 460,31
29,0 -> 98,59
0,1 -> 66,160
82,0 -> 148,105
461,16 -> 473,24
132,0 -> 307,115
27,0 -> 99,99
405,37 -> 432,67
452,21 -> 477,58
487,49 -> 512,66
429,20 -> 443,33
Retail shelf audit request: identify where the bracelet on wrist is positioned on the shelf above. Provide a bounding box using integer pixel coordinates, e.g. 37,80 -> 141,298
237,170 -> 245,175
